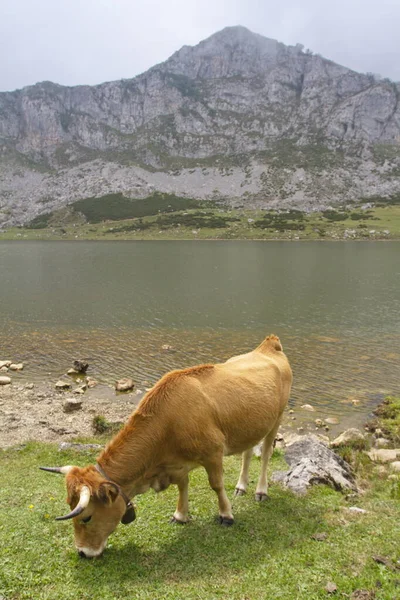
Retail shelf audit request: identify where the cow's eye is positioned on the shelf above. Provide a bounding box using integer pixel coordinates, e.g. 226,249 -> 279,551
81,516 -> 92,524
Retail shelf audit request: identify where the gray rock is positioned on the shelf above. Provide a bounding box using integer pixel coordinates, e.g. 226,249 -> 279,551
374,437 -> 391,448
0,376 -> 11,385
367,448 -> 400,463
55,380 -> 72,390
9,363 -> 24,371
115,378 -> 135,392
73,386 -> 86,395
271,435 -> 357,495
331,428 -> 366,448
0,361 -> 11,369
73,360 -> 89,373
62,398 -> 83,413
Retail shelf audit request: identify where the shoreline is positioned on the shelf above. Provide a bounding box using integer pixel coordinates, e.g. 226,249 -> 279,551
0,375 -> 383,450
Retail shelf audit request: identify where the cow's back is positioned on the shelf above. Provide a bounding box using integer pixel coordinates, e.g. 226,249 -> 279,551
162,349 -> 292,458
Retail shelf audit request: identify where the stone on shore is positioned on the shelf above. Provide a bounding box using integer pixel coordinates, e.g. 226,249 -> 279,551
390,461 -> 400,472
271,435 -> 358,495
9,363 -> 24,371
115,378 -> 135,392
62,398 -> 83,413
86,377 -> 98,388
374,437 -> 391,448
0,361 -> 11,369
331,428 -> 366,448
0,375 -> 11,385
367,448 -> 400,463
325,417 -> 340,425
301,404 -> 315,411
55,380 -> 72,390
73,385 -> 87,395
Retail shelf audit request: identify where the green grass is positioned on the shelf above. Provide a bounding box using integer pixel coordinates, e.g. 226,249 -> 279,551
372,396 -> 400,445
0,442 -> 399,599
70,193 -> 211,223
4,202 -> 400,241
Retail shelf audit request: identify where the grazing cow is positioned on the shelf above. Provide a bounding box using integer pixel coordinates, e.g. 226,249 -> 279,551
41,335 -> 292,558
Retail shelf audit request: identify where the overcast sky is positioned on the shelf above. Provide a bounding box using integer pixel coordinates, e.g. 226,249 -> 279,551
1,0 -> 399,92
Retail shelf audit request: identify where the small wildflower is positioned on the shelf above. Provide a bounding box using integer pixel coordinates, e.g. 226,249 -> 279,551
28,504 -> 34,509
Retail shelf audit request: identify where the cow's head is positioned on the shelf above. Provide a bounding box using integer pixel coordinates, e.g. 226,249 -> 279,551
40,465 -> 135,558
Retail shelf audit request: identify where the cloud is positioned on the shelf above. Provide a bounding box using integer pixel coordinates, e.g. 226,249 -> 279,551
1,0 -> 399,91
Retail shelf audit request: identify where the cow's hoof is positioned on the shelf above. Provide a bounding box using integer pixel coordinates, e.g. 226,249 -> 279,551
255,492 -> 269,502
234,487 -> 246,497
218,516 -> 234,526
169,516 -> 188,525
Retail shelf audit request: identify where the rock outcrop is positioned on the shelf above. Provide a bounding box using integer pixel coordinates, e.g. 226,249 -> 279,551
1,26 -> 400,227
271,435 -> 358,495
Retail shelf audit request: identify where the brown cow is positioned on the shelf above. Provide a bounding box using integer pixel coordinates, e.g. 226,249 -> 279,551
41,335 -> 292,557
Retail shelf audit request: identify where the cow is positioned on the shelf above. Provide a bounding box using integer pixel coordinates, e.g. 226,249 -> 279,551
41,334 -> 292,558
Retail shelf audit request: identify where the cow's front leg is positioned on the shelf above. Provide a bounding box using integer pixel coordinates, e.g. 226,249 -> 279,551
235,447 -> 253,496
171,474 -> 190,524
204,458 -> 234,526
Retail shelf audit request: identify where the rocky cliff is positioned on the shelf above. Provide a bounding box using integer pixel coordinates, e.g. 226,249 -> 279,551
1,26 -> 400,227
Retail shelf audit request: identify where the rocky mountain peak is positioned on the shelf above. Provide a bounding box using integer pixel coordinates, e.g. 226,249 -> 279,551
163,25 -> 284,79
0,26 -> 400,228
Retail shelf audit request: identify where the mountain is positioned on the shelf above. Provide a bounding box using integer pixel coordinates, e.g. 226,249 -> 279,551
1,26 -> 400,227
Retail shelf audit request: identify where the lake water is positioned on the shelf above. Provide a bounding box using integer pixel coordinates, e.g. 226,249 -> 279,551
1,240 -> 399,427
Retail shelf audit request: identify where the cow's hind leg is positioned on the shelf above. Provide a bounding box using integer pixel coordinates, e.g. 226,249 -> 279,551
203,457 -> 234,526
255,425 -> 279,502
171,474 -> 190,524
234,447 -> 253,496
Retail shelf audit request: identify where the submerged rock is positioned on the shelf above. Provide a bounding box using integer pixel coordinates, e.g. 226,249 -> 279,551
115,378 -> 135,392
86,377 -> 98,388
0,375 -> 11,385
271,435 -> 357,495
73,360 -> 89,373
9,363 -> 24,371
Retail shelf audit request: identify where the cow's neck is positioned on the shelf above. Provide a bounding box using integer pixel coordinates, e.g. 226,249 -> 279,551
96,413 -> 161,497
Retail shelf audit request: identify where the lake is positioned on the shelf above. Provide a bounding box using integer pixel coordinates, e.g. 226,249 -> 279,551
1,240 -> 399,428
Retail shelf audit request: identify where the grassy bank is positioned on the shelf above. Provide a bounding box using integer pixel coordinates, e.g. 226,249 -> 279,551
2,202 -> 400,241
1,435 -> 399,599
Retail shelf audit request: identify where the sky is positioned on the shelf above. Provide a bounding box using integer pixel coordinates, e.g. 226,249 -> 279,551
1,0 -> 399,92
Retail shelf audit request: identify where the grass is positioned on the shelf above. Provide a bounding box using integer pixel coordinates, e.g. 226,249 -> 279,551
0,440 -> 399,600
371,396 -> 400,445
3,202 -> 400,241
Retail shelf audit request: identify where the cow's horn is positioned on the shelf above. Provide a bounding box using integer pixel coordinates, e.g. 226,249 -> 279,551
55,486 -> 91,521
39,466 -> 74,475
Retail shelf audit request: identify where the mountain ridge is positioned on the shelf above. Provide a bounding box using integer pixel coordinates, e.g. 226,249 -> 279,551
1,26 -> 400,227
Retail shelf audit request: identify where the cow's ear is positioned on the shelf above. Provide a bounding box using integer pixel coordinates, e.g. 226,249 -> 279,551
98,482 -> 119,504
